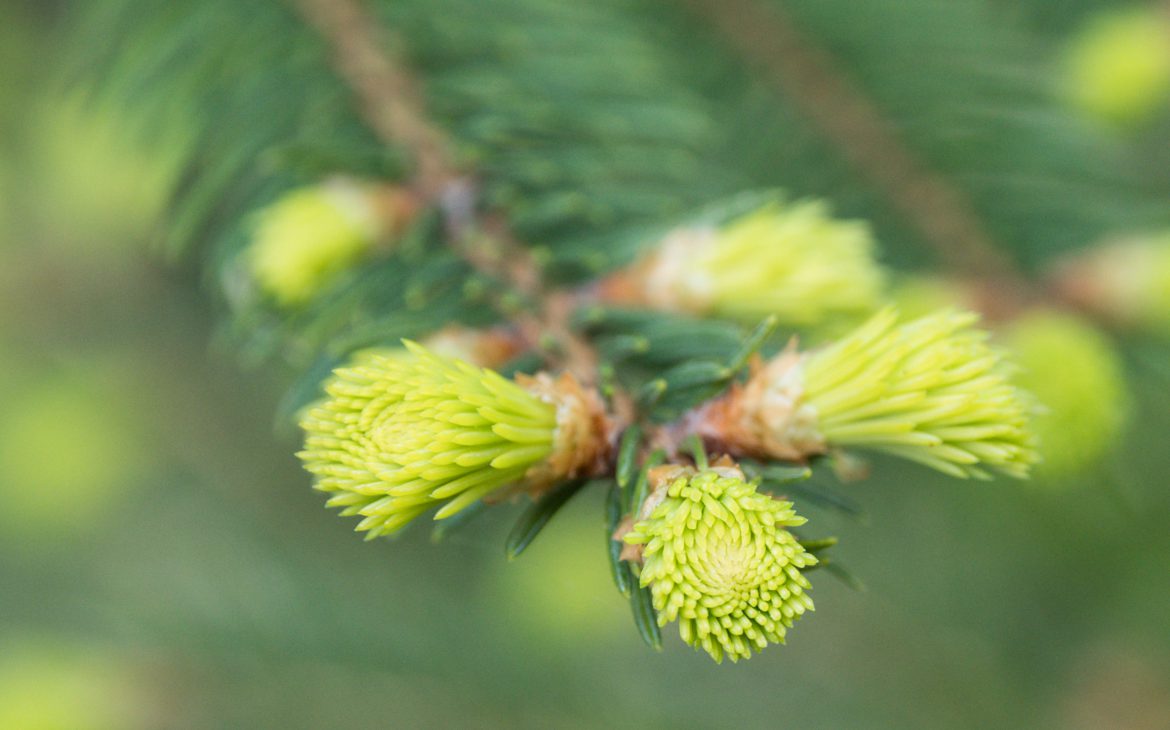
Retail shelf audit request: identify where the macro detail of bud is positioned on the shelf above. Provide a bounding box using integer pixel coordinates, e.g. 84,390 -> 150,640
247,180 -> 404,307
703,308 -> 1038,479
1003,309 -> 1129,478
623,465 -> 816,663
299,343 -> 609,538
607,200 -> 884,327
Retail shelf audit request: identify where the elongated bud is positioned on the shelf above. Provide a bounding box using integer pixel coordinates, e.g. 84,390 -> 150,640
299,343 -> 611,538
1064,7 -> 1170,126
247,179 -> 414,307
1002,309 -> 1129,478
1053,235 -> 1170,335
605,200 -> 884,327
622,464 -> 815,663
702,308 -> 1038,479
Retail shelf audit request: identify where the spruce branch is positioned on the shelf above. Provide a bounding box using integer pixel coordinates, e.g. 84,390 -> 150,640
293,0 -> 600,379
677,0 -> 1029,293
68,0 -> 1077,664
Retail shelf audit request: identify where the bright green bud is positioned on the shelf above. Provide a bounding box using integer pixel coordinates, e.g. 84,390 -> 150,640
1054,234 -> 1170,335
247,181 -> 383,307
1065,8 -> 1170,126
706,309 -> 1038,479
623,465 -> 816,663
803,309 -> 1038,478
299,343 -> 607,538
628,200 -> 885,326
1002,309 -> 1129,478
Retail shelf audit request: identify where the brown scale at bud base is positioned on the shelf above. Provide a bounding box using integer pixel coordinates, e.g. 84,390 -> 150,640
514,371 -> 615,496
692,347 -> 826,463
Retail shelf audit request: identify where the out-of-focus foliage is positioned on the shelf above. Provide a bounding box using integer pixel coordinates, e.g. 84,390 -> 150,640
1063,6 -> 1170,126
246,182 -> 384,307
621,198 -> 885,326
0,639 -> 149,730
3,0 -> 1170,727
0,371 -> 150,540
1004,309 -> 1130,479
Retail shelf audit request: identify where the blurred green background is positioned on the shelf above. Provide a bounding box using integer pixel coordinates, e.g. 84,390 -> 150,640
3,2 -> 1170,729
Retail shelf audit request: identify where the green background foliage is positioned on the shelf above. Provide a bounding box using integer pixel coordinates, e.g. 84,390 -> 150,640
2,0 -> 1170,727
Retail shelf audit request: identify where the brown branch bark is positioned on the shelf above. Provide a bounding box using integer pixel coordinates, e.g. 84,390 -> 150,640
679,0 -> 1028,292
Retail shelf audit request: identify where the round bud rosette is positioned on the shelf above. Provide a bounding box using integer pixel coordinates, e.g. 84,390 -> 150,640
603,199 -> 885,327
1002,309 -> 1129,478
622,463 -> 816,663
1064,7 -> 1170,126
700,308 -> 1039,479
298,342 -> 610,538
246,179 -> 414,307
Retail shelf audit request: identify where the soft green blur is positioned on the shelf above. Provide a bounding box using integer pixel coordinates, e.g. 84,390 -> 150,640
2,3 -> 1170,730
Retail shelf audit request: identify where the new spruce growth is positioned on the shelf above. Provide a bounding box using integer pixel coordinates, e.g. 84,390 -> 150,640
608,200 -> 884,326
248,180 -> 390,307
623,464 -> 816,663
704,308 -> 1038,478
299,342 -> 608,538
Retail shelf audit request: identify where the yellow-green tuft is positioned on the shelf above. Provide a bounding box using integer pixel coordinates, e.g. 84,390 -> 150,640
298,342 -> 558,538
624,467 -> 816,663
248,181 -> 382,307
802,308 -> 1038,478
1003,309 -> 1129,478
640,200 -> 885,326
